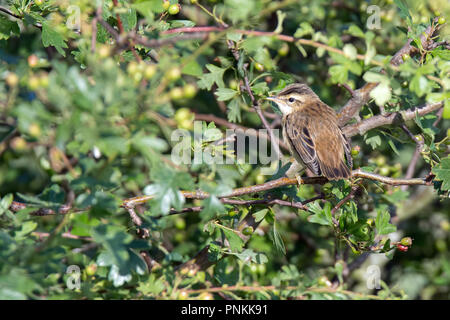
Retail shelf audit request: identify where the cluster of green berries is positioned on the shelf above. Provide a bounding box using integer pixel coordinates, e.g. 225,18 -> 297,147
162,1 -> 180,15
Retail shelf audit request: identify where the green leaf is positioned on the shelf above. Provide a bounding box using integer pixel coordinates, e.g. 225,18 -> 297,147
182,60 -> 203,77
294,22 -> 314,38
136,274 -> 165,295
409,75 -> 429,97
0,15 -> 19,40
217,224 -> 244,252
370,82 -> 391,107
215,88 -> 237,101
14,221 -> 37,240
272,222 -> 286,254
230,249 -> 268,264
0,194 -> 13,216
343,44 -> 357,60
347,25 -> 365,38
41,22 -> 68,56
197,64 -> 227,90
307,201 -> 333,226
329,65 -> 348,84
363,71 -> 388,83
253,209 -> 269,223
394,0 -> 412,26
144,165 -> 194,215
388,139 -> 400,156
227,98 -> 241,123
375,210 -> 397,235
432,157 -> 450,191
132,0 -> 165,16
119,8 -> 137,32
208,242 -> 223,261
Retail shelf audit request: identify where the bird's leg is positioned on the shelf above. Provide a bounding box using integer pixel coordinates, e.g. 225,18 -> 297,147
285,160 -> 306,186
285,161 -> 303,179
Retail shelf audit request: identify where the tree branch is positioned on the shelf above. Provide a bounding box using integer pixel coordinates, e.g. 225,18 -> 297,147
342,101 -> 444,137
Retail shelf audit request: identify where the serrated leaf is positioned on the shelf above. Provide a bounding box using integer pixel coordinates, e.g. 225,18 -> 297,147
329,65 -> 348,84
197,64 -> 227,90
215,88 -> 237,101
307,201 -> 332,226
375,210 -> 397,235
227,98 -> 241,123
432,157 -> 450,191
370,82 -> 391,107
0,15 -> 19,40
41,22 -> 68,56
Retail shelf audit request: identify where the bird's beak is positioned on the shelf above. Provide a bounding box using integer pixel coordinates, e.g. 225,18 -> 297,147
266,96 -> 280,104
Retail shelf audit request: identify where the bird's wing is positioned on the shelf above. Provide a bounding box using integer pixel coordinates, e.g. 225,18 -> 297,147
284,114 -> 321,175
341,133 -> 353,169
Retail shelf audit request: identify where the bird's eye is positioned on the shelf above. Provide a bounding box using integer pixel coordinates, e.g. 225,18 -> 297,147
288,97 -> 295,103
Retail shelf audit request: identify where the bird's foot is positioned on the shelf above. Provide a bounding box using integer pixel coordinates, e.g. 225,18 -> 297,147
295,174 -> 304,186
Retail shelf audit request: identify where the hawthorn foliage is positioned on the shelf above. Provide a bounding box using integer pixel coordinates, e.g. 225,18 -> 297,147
0,0 -> 449,300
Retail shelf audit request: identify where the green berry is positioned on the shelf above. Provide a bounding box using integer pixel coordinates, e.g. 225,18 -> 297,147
166,67 -> 181,81
400,237 -> 413,246
257,264 -> 266,275
254,62 -> 264,72
127,61 -> 139,75
143,64 -> 157,79
366,218 -> 375,227
174,107 -> 192,122
228,79 -> 238,90
255,173 -> 265,184
199,292 -> 213,300
85,264 -> 97,276
5,72 -> 19,87
228,210 -> 239,218
375,155 -> 386,166
242,226 -> 254,236
379,166 -> 390,176
183,83 -> 197,98
28,76 -> 40,90
438,17 -> 446,24
178,290 -> 188,300
174,217 -> 186,230
28,123 -> 41,137
317,276 -> 332,287
98,45 -> 110,58
170,87 -> 184,100
168,4 -> 180,15
351,146 -> 360,156
402,53 -> 410,61
278,43 -> 289,56
162,0 -> 170,11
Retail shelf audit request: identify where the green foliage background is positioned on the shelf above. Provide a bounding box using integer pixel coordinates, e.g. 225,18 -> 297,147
0,0 -> 449,300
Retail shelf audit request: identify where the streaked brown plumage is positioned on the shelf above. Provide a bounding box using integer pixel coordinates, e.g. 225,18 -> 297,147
267,83 -> 352,180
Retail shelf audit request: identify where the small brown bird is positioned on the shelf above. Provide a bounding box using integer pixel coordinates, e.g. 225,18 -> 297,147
267,83 -> 352,180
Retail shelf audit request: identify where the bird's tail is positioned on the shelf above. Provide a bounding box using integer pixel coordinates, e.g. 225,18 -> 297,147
321,161 -> 351,180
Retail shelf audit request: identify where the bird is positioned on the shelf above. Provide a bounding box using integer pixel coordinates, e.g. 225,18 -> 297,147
266,83 -> 352,181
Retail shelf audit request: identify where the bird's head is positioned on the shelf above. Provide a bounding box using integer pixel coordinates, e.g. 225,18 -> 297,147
266,83 -> 319,116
